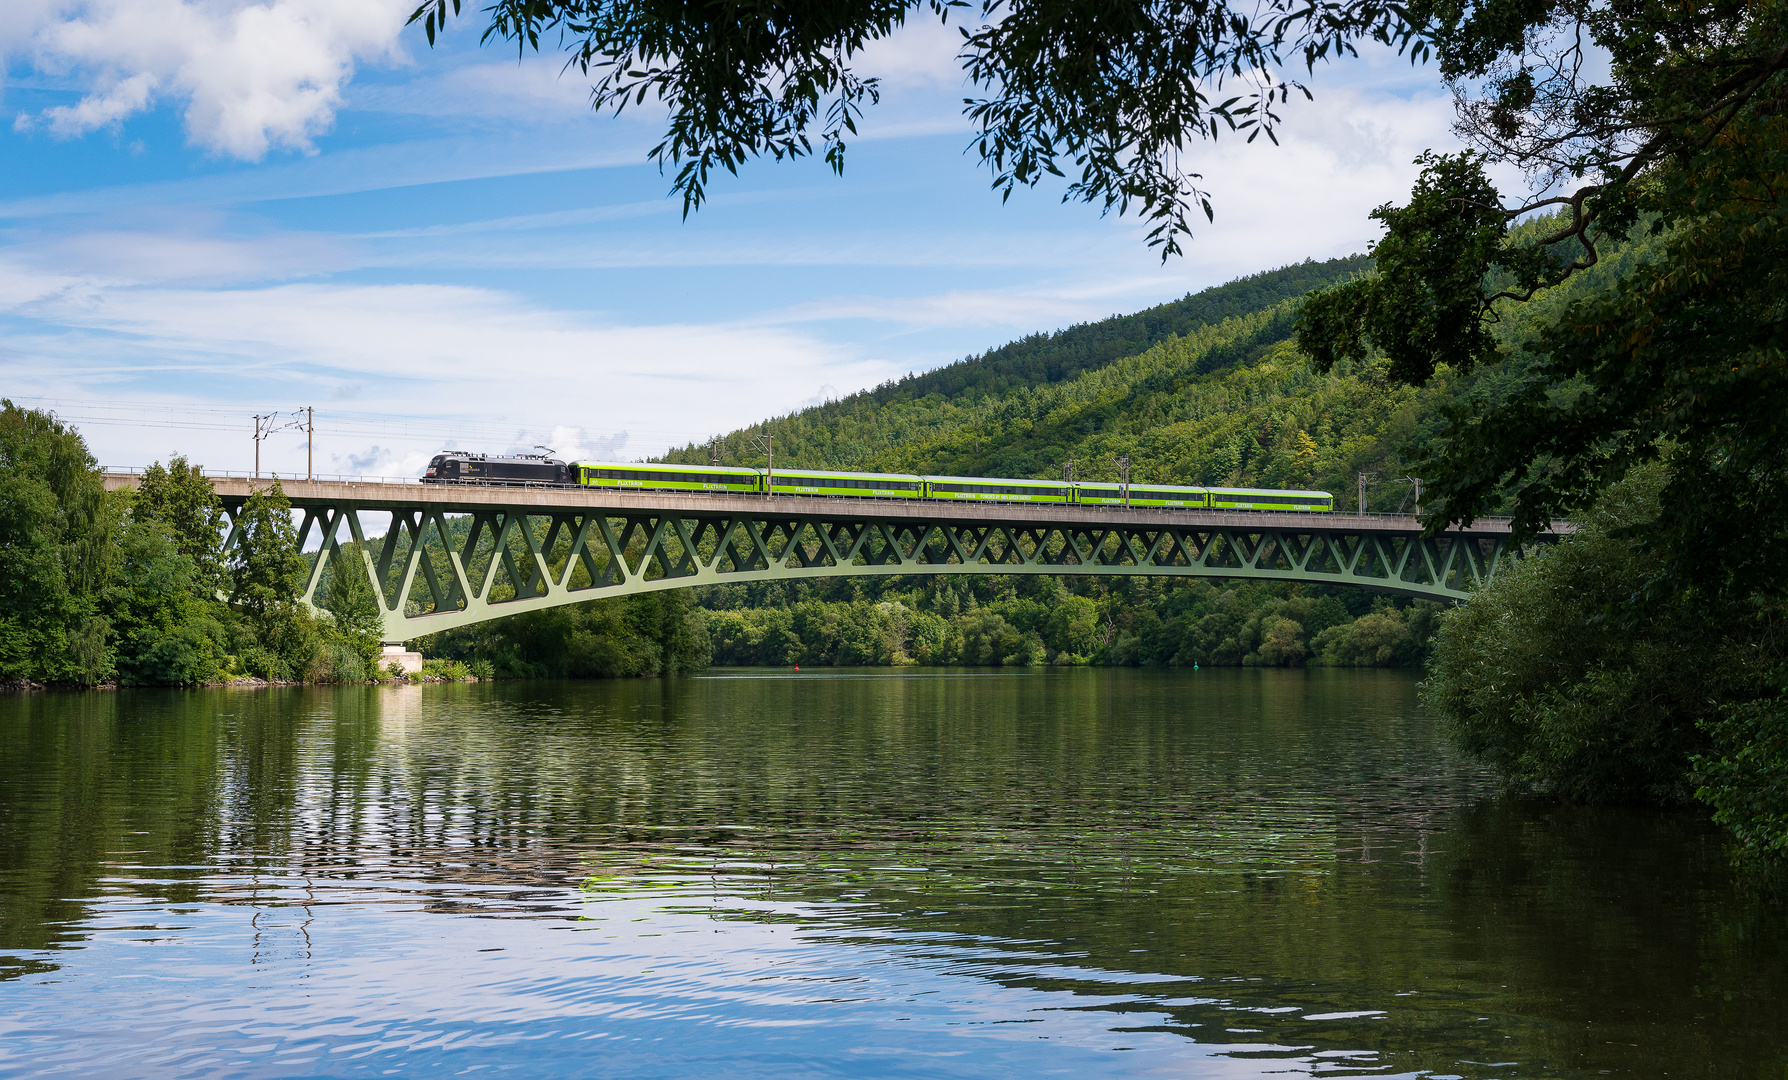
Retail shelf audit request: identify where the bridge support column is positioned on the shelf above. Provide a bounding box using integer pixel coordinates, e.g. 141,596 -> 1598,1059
380,643 -> 423,676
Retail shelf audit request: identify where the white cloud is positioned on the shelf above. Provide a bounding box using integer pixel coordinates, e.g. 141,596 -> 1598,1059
10,0 -> 412,158
21,226 -> 353,286
854,15 -> 965,91
29,70 -> 154,135
348,57 -> 601,121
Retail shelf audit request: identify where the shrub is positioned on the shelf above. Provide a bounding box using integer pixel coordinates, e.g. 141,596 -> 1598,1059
311,641 -> 368,684
421,658 -> 472,681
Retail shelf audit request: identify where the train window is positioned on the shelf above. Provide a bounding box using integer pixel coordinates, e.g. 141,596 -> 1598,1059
1217,493 -> 1323,505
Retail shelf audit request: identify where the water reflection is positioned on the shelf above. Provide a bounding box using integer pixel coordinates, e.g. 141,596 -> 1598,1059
0,670 -> 1782,1078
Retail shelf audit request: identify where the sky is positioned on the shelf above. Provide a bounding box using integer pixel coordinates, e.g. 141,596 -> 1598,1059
0,1 -> 1484,479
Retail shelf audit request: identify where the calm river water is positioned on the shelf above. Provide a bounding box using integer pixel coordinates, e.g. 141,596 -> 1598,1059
0,669 -> 1782,1078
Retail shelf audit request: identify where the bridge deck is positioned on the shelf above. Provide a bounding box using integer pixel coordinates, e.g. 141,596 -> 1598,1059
102,474 -> 1534,538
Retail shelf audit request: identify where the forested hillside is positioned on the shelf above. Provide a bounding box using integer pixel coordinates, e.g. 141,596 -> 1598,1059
661,256 -> 1374,476
845,255 -> 1371,403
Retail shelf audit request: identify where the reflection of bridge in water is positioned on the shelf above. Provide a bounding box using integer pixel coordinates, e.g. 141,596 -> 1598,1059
103,475 -> 1569,645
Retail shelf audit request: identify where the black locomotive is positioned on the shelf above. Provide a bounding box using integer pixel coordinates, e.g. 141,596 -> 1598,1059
423,451 -> 572,486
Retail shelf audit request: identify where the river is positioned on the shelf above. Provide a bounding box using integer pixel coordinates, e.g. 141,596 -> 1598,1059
0,669 -> 1781,1078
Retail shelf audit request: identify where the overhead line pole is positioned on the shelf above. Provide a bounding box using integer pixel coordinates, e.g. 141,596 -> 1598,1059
753,432 -> 774,497
1358,471 -> 1376,515
251,409 -> 305,481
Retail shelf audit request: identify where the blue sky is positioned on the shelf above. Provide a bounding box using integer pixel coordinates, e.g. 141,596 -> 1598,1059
1,2 -> 1476,478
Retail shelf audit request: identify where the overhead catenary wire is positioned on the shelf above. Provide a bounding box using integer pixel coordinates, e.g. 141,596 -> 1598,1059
4,395 -> 717,450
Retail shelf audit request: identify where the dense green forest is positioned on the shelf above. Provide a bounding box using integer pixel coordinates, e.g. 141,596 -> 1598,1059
656,234 -> 1644,490
790,255 -> 1371,406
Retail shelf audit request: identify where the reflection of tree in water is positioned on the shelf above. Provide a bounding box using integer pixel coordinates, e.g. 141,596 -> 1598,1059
0,689 -> 230,969
1423,801 -> 1788,1076
1,672 -> 1784,1076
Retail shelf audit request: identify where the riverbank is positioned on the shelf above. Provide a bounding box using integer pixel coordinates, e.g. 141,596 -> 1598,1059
0,666 -> 484,693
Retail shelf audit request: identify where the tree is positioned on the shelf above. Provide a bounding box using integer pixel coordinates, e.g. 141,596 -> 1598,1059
1423,466 -> 1787,806
135,454 -> 226,595
105,512 -> 226,686
1698,698 -> 1788,862
0,401 -> 112,684
1044,594 -> 1099,660
229,480 -> 318,681
321,542 -> 386,675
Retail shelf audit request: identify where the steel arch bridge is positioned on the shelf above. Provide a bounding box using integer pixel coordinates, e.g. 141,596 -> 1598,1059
104,475 -> 1565,645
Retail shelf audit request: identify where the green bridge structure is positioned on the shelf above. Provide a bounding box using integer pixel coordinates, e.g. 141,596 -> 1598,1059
104,474 -> 1568,646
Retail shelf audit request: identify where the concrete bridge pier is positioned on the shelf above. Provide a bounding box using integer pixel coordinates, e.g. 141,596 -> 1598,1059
380,645 -> 424,675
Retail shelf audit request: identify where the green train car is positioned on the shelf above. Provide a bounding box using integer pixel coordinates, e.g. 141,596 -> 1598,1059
1205,487 -> 1334,512
1074,483 -> 1207,508
766,469 -> 924,497
552,457 -> 1333,513
923,476 -> 1074,504
577,462 -> 760,493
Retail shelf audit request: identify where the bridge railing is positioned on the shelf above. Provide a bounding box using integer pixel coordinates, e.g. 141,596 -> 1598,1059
100,468 -> 1520,527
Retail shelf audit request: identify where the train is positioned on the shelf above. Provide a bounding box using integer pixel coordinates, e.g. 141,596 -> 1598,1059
422,451 -> 1335,512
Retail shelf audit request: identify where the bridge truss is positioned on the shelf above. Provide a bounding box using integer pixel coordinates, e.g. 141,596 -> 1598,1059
103,477 -> 1555,645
